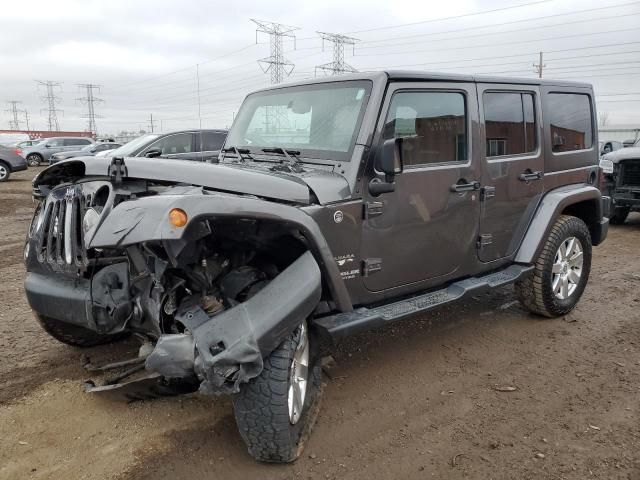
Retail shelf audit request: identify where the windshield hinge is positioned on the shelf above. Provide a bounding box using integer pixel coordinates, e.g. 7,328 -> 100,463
362,258 -> 383,276
108,157 -> 128,187
363,201 -> 384,219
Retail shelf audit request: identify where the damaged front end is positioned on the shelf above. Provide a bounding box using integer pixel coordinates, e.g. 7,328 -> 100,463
25,169 -> 328,398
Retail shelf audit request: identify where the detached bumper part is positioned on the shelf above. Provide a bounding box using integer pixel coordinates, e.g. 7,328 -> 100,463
146,251 -> 322,394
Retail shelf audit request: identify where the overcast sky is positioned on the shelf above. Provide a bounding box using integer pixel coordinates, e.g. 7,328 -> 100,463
1,0 -> 639,134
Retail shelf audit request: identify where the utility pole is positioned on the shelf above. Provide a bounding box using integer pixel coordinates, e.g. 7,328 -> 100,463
36,80 -> 63,131
77,83 -> 103,134
533,51 -> 546,78
251,19 -> 299,84
196,64 -> 202,129
315,32 -> 359,76
148,113 -> 157,133
5,101 -> 22,130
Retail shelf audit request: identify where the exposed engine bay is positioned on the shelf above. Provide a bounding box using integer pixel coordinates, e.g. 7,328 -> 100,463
25,178 -> 323,397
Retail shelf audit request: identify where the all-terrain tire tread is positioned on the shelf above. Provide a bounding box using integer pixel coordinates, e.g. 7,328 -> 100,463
515,215 -> 591,318
34,314 -> 123,347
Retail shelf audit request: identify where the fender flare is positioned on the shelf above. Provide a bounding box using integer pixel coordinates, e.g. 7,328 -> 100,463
89,191 -> 353,312
515,185 -> 604,264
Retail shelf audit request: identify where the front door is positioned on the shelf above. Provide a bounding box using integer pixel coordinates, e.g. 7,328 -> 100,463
361,83 -> 481,293
477,84 -> 544,262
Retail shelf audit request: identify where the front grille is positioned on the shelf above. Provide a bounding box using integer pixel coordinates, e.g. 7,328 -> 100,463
620,161 -> 640,186
36,187 -> 88,268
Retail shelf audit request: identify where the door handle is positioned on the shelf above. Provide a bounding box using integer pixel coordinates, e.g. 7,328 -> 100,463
450,180 -> 480,192
518,170 -> 543,182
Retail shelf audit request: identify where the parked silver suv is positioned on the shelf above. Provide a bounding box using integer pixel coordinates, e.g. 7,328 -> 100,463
22,137 -> 94,166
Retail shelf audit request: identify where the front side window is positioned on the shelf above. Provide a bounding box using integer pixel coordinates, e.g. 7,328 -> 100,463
225,81 -> 371,160
484,92 -> 537,158
383,91 -> 468,166
145,133 -> 193,155
548,93 -> 593,153
201,132 -> 226,151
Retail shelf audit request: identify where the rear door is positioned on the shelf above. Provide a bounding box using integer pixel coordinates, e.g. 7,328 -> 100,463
477,84 -> 544,262
360,82 -> 482,292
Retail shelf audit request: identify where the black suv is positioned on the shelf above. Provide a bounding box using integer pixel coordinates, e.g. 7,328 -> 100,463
600,138 -> 640,223
24,72 -> 608,463
103,129 -> 228,162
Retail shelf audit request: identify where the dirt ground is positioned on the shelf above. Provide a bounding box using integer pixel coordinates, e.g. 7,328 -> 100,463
1,167 -> 638,480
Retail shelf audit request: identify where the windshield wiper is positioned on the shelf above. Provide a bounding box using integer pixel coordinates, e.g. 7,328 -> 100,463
221,146 -> 252,163
261,147 -> 303,173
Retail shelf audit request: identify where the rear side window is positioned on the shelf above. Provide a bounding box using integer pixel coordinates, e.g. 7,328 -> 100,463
383,91 -> 468,166
201,132 -> 226,151
47,139 -> 64,147
64,138 -> 91,146
548,93 -> 593,153
484,92 -> 537,157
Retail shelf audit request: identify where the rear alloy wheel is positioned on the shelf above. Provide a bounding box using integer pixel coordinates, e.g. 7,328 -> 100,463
27,154 -> 42,167
0,162 -> 10,182
516,215 -> 592,318
233,321 -> 322,463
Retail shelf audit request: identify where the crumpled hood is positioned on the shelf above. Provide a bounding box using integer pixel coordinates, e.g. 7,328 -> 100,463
32,156 -> 351,204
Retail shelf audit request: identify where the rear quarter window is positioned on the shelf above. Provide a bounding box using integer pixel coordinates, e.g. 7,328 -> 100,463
548,93 -> 593,153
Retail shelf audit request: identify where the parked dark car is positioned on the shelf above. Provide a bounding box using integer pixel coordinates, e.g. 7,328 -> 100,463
21,137 -> 95,166
24,72 -> 608,463
0,145 -> 28,181
102,129 -> 228,162
49,142 -> 123,164
600,144 -> 640,223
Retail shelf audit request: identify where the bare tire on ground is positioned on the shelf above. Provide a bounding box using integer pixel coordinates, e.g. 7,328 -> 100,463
34,313 -> 124,347
233,321 -> 322,463
609,206 -> 630,225
26,154 -> 42,167
0,162 -> 10,182
516,214 -> 592,318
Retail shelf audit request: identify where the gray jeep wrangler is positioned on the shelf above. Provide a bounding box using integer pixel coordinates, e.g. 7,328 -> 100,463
24,71 -> 609,463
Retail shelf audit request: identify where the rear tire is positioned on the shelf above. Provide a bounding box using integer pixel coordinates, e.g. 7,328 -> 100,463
609,206 -> 629,225
34,313 -> 124,347
515,215 -> 592,318
0,162 -> 10,182
233,321 -> 322,463
26,154 -> 42,167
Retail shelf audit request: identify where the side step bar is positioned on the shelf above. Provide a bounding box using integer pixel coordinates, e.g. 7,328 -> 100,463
314,264 -> 533,338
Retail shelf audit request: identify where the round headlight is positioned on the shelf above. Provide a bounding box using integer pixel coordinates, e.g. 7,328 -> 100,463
82,207 -> 101,235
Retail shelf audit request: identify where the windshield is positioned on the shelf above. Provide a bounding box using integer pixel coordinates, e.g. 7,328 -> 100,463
225,80 -> 372,161
108,134 -> 160,157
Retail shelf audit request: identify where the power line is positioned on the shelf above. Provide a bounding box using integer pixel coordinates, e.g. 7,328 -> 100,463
356,2 -> 640,46
77,83 -> 103,134
251,19 -> 300,84
36,80 -> 62,131
5,100 -> 22,130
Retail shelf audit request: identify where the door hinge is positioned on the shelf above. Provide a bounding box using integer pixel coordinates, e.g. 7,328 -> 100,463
363,201 -> 384,219
477,234 -> 493,249
362,258 -> 383,276
481,186 -> 496,201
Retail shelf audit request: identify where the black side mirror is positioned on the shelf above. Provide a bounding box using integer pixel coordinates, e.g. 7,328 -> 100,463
145,148 -> 162,158
376,137 -> 403,178
369,137 -> 403,197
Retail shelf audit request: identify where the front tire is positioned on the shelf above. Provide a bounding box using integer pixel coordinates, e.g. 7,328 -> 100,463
516,215 -> 592,318
26,154 -> 42,167
233,321 -> 322,463
0,162 -> 10,182
34,313 -> 124,347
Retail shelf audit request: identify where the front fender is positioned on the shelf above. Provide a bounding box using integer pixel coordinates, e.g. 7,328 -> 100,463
90,191 -> 352,312
515,185 -> 604,264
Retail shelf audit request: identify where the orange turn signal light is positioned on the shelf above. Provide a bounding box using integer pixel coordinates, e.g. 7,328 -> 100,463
169,208 -> 188,227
